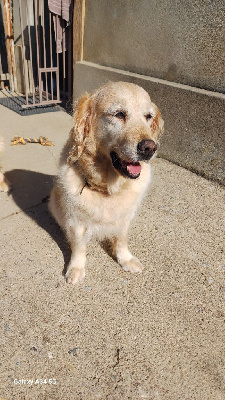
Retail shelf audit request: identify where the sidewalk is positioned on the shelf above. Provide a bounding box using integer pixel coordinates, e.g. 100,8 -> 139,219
0,98 -> 224,400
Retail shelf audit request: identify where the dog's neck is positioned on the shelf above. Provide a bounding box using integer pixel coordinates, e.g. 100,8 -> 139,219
74,150 -> 126,195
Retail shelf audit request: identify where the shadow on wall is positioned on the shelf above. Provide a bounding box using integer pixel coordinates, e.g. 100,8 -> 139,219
5,169 -> 71,274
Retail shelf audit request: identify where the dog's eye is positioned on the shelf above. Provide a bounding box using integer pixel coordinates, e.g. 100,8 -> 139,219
115,111 -> 126,120
145,113 -> 152,121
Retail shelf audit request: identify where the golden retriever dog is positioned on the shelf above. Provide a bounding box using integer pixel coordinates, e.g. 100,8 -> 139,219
49,82 -> 164,284
0,136 -> 10,192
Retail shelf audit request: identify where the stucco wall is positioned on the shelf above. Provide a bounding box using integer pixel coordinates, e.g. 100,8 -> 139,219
74,61 -> 225,185
83,0 -> 225,93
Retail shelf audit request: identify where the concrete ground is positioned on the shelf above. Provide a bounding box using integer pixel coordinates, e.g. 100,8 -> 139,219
0,97 -> 225,400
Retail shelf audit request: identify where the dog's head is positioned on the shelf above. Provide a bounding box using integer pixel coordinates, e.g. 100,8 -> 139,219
68,82 -> 164,179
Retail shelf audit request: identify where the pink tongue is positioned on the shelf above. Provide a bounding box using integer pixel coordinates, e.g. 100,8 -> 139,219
127,163 -> 141,175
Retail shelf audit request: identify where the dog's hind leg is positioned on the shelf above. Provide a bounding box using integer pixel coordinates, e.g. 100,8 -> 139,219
0,171 -> 10,192
49,186 -> 65,228
65,222 -> 87,285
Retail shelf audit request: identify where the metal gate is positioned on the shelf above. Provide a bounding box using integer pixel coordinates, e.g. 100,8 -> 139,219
1,0 -> 73,109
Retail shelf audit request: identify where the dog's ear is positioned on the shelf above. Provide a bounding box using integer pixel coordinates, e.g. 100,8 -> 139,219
157,112 -> 164,138
67,93 -> 95,163
151,104 -> 164,140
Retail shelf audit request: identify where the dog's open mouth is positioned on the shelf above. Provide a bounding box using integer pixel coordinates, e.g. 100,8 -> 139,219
110,151 -> 141,179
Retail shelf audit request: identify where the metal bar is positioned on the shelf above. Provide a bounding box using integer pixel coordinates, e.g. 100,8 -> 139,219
56,14 -> 60,102
39,67 -> 58,72
39,67 -> 43,102
67,22 -> 72,101
68,1 -> 74,102
0,47 -> 2,75
40,0 -> 47,101
5,0 -> 15,91
34,0 -> 42,102
26,0 -> 35,104
0,50 -> 4,89
31,0 -> 37,92
38,0 -> 43,102
49,10 -> 53,100
18,0 -> 29,104
62,20 -> 66,101
22,99 -> 61,109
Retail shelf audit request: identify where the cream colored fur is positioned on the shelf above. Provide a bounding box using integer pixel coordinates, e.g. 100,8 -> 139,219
0,136 -> 10,192
49,82 -> 164,284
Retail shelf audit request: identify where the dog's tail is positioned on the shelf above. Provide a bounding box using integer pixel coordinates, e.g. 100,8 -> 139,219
0,136 -> 10,192
0,136 -> 5,155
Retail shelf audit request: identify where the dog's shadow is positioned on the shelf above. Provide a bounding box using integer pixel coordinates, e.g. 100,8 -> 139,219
5,169 -> 71,274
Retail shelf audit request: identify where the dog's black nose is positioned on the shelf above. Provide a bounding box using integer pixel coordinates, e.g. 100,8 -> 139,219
137,140 -> 157,159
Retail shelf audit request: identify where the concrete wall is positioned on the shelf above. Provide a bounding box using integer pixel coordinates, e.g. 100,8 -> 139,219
83,0 -> 225,94
74,1 -> 225,185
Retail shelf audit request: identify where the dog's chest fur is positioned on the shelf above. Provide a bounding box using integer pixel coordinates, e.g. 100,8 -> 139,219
60,162 -> 151,236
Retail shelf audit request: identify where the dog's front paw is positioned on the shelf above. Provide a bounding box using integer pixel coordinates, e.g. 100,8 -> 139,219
120,257 -> 143,274
65,266 -> 85,285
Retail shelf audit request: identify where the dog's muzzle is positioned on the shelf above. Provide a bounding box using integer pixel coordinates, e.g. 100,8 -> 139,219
110,140 -> 157,179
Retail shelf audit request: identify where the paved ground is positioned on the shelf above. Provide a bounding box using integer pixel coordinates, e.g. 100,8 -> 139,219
0,97 -> 225,400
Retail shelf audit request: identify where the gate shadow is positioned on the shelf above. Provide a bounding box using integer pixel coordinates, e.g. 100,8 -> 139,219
5,169 -> 71,275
